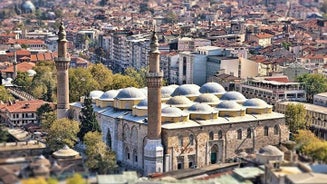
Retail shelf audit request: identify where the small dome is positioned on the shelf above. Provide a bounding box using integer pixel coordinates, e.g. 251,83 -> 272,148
89,90 -> 104,99
135,99 -> 148,109
217,101 -> 243,109
21,1 -> 36,13
220,91 -> 246,101
194,93 -> 220,104
34,155 -> 50,167
161,86 -> 176,98
258,145 -> 283,156
171,84 -> 200,97
166,96 -> 193,107
200,82 -> 226,94
52,145 -> 79,158
27,69 -> 36,77
115,87 -> 146,99
188,103 -> 215,113
162,106 -> 188,117
243,98 -> 269,107
100,90 -> 119,100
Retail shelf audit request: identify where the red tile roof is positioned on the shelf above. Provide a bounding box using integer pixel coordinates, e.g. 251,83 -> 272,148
264,76 -> 289,83
4,100 -> 45,113
1,62 -> 35,73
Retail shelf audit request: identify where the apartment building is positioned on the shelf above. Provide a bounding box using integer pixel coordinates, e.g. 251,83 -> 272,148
240,76 -> 306,106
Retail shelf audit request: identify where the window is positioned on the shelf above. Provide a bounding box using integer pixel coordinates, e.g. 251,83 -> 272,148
264,126 -> 269,136
237,129 -> 242,140
183,57 -> 187,75
274,125 -> 279,135
127,153 -> 130,160
189,134 -> 194,145
247,128 -> 252,138
189,161 -> 193,168
218,130 -> 223,139
209,131 -> 214,140
178,136 -> 183,147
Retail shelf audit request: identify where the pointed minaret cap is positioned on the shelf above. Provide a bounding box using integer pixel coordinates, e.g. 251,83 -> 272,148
58,22 -> 67,42
150,30 -> 159,54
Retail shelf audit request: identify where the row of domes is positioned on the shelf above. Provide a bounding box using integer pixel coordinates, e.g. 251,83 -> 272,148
90,82 -> 246,101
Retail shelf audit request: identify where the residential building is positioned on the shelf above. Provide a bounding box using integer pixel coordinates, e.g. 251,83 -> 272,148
240,76 -> 306,106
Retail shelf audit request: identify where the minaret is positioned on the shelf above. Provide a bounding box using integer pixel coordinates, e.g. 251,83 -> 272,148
13,51 -> 17,79
144,30 -> 164,175
55,22 -> 70,119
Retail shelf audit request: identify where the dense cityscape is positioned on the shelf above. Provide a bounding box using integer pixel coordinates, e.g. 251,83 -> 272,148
0,0 -> 327,183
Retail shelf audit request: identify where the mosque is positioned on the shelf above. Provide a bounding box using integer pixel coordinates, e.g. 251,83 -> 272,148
67,31 -> 289,175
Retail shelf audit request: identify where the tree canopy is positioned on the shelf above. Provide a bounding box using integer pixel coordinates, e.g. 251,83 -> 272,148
285,103 -> 308,138
297,73 -> 327,103
0,86 -> 14,103
66,173 -> 86,184
47,118 -> 79,151
77,96 -> 100,141
84,131 -> 117,174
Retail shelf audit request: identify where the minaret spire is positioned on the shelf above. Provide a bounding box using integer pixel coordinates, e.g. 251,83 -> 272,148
144,30 -> 164,175
55,22 -> 71,119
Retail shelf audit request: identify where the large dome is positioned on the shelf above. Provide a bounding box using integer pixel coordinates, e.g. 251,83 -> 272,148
89,90 -> 104,99
100,90 -> 119,100
134,99 -> 148,109
188,103 -> 215,113
199,82 -> 226,94
220,91 -> 246,101
258,145 -> 283,156
21,1 -> 36,13
115,87 -> 146,99
217,101 -> 243,110
194,93 -> 220,105
243,98 -> 270,107
171,84 -> 200,97
166,96 -> 193,107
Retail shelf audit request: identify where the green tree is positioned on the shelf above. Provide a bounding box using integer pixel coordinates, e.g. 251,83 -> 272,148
36,103 -> 54,124
66,173 -> 86,184
111,74 -> 138,89
88,64 -> 113,91
0,126 -> 9,143
69,68 -> 99,102
40,111 -> 56,133
12,71 -> 32,91
22,177 -> 48,184
297,73 -> 327,103
84,131 -> 117,174
0,86 -> 14,103
125,67 -> 147,88
78,96 -> 100,141
285,103 -> 308,138
47,118 -> 79,151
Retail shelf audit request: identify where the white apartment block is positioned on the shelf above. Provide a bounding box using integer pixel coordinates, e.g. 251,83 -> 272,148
240,76 -> 306,106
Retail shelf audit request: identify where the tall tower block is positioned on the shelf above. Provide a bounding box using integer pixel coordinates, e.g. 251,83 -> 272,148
144,31 -> 164,175
55,23 -> 70,119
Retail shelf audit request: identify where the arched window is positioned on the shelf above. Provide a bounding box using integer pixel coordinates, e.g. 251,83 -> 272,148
274,125 -> 279,135
209,131 -> 214,140
218,130 -> 223,139
106,128 -> 112,149
247,128 -> 252,138
178,136 -> 183,147
133,149 -> 138,163
189,134 -> 194,145
125,147 -> 130,160
264,126 -> 269,136
237,129 -> 242,140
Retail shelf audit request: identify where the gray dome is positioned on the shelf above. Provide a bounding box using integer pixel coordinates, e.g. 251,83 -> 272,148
166,96 -> 193,107
161,86 -> 176,98
115,87 -> 146,99
171,84 -> 201,97
140,87 -> 148,96
162,106 -> 188,117
243,98 -> 269,107
89,90 -> 104,99
220,91 -> 246,101
100,90 -> 119,100
217,101 -> 243,109
21,1 -> 36,13
195,93 -> 220,104
258,145 -> 283,156
200,82 -> 226,94
188,103 -> 215,113
135,99 -> 148,108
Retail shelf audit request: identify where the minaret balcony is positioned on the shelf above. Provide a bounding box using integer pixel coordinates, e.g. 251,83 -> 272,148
147,71 -> 163,78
